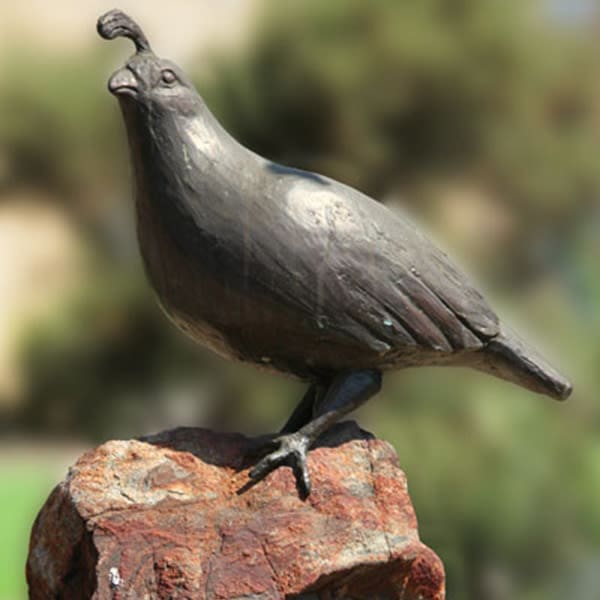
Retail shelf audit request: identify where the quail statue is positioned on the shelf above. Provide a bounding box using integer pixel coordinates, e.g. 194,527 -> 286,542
98,10 -> 572,495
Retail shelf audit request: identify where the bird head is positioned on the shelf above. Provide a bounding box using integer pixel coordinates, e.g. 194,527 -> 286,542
97,9 -> 201,118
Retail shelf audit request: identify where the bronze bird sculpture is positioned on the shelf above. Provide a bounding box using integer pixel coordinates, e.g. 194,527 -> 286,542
98,10 -> 572,494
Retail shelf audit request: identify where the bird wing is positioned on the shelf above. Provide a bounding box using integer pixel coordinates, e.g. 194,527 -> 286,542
259,175 -> 500,356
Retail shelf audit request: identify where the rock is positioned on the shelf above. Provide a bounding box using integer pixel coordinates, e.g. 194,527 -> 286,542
27,421 -> 445,599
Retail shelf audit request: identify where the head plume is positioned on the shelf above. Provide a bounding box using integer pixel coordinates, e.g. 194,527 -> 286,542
97,9 -> 152,53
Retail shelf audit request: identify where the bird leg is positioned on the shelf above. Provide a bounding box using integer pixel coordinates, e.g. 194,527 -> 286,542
279,382 -> 328,434
242,383 -> 324,474
248,369 -> 382,495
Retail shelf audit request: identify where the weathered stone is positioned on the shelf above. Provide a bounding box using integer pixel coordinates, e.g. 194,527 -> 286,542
27,421 -> 445,599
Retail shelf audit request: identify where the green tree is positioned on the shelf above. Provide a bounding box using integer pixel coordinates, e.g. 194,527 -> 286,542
202,0 -> 600,280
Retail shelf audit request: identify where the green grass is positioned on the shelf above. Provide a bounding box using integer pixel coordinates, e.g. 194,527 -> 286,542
0,467 -> 55,600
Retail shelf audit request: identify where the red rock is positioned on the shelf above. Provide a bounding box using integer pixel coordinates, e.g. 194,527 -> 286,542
27,421 -> 445,599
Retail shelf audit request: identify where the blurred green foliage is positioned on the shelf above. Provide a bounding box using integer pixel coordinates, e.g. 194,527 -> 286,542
204,0 -> 600,282
0,465 -> 56,600
0,49 -> 122,210
1,1 -> 599,598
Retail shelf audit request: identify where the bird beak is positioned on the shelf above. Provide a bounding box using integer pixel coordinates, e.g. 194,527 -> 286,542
108,67 -> 138,98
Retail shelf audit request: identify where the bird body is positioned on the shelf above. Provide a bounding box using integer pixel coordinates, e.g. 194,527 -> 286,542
132,106 -> 489,372
98,10 -> 571,493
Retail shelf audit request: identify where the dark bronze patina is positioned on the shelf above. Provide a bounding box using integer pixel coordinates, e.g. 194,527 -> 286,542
98,10 -> 572,494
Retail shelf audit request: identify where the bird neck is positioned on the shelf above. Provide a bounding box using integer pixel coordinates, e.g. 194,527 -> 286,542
119,99 -> 250,236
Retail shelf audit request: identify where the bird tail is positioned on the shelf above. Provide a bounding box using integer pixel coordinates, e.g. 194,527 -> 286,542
475,324 -> 572,401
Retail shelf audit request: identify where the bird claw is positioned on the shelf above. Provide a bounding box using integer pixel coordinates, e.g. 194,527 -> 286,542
248,432 -> 312,496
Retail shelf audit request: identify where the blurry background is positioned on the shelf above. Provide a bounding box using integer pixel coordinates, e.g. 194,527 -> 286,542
0,0 -> 598,598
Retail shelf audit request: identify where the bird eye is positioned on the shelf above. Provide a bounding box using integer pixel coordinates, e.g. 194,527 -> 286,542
160,69 -> 177,86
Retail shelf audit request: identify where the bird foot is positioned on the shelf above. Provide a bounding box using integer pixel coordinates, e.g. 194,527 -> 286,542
248,432 -> 312,496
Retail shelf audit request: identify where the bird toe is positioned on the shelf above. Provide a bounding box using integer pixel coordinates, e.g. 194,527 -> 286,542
247,432 -> 311,495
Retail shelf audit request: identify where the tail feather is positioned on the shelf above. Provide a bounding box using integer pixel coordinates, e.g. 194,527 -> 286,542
477,325 -> 572,401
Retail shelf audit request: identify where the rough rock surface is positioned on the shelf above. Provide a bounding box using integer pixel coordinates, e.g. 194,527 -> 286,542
27,421 -> 445,599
